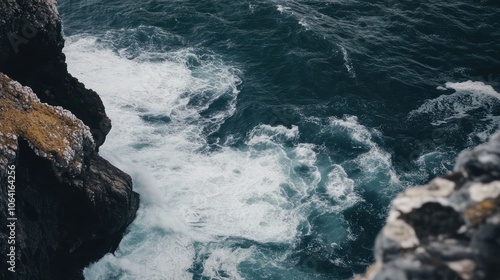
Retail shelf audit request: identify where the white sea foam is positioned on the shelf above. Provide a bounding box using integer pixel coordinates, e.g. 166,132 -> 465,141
409,80 -> 500,145
326,165 -> 359,209
200,246 -> 255,280
411,81 -> 500,122
338,45 -> 356,78
298,18 -> 310,29
64,32 -> 355,279
327,116 -> 399,188
299,114 -> 399,204
64,26 -> 396,278
276,5 -> 290,13
445,80 -> 500,98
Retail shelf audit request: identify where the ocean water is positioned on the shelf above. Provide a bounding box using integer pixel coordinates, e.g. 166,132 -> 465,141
57,1 -> 500,279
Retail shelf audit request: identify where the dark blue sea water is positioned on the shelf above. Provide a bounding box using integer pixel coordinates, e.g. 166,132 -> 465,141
58,1 -> 500,279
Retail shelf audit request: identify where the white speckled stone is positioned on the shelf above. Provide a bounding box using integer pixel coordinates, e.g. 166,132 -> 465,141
469,181 -> 500,202
0,73 -> 95,179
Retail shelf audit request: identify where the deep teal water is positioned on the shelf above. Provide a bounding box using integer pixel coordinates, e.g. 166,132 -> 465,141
58,1 -> 500,279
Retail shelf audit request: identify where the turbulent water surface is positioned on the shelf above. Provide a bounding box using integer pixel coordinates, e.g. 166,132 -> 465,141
58,0 -> 500,279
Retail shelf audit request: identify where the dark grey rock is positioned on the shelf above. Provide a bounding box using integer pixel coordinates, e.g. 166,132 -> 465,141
355,134 -> 500,280
0,74 -> 139,280
0,0 -> 111,148
0,1 -> 140,279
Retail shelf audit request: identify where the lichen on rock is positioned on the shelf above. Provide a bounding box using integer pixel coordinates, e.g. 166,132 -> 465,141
0,2 -> 139,279
0,73 -> 94,178
0,0 -> 111,149
0,70 -> 139,280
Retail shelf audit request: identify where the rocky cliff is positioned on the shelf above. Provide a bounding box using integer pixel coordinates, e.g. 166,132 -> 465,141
0,1 -> 139,279
354,135 -> 500,280
0,0 -> 110,147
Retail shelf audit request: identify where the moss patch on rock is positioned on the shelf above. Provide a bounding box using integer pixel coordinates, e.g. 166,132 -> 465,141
0,73 -> 94,173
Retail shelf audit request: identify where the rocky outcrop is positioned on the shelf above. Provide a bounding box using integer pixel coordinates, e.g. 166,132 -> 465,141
0,0 -> 110,147
355,134 -> 500,280
0,1 -> 139,279
0,72 -> 138,280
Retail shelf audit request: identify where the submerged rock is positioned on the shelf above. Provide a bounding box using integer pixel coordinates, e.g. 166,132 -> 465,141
355,135 -> 500,280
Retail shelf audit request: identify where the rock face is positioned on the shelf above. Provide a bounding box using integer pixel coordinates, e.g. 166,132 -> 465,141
0,0 -> 111,147
0,1 -> 139,279
355,134 -> 500,280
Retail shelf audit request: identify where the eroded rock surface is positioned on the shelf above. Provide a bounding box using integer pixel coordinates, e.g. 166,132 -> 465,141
0,0 -> 111,148
0,1 -> 139,279
0,73 -> 139,280
355,134 -> 500,280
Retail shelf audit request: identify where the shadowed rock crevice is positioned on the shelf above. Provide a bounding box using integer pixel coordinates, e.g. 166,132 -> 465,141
400,202 -> 464,240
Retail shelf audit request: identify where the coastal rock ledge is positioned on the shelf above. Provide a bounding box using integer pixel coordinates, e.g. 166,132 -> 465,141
355,134 -> 500,280
0,0 -> 139,279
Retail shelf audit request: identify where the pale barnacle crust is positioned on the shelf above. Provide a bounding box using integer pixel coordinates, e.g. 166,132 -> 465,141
355,134 -> 500,280
0,73 -> 94,177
